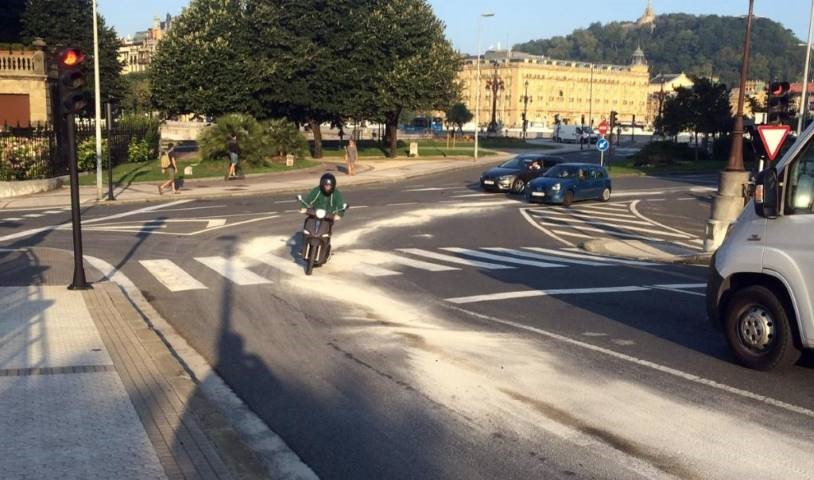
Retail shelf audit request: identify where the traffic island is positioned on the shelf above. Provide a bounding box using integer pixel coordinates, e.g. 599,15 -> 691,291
581,238 -> 713,265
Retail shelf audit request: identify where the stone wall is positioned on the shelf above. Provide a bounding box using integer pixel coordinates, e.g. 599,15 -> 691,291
0,47 -> 49,126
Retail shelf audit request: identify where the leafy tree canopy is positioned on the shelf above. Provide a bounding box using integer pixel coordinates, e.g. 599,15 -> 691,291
514,14 -> 803,86
0,0 -> 25,44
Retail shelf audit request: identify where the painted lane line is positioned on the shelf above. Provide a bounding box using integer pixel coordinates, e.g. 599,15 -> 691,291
245,252 -> 304,276
444,305 -> 814,421
139,260 -> 208,292
446,286 -> 650,304
535,220 -> 667,242
677,198 -> 697,201
630,200 -> 698,238
0,199 -> 193,243
483,247 -> 611,267
387,202 -> 419,206
274,200 -> 297,204
44,210 -> 63,214
23,213 -> 44,218
610,191 -> 668,198
397,248 -> 514,270
366,251 -> 459,272
551,229 -> 595,239
441,247 -> 567,269
523,247 -> 654,266
1,218 -> 23,222
194,257 -> 272,286
544,208 -> 641,221
404,187 -> 447,192
535,214 -> 692,239
206,219 -> 227,228
653,283 -> 706,289
354,264 -> 403,277
450,193 -> 495,198
519,208 -> 576,248
536,210 -> 654,226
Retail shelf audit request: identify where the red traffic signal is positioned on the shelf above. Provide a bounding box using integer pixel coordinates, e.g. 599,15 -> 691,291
58,48 -> 86,69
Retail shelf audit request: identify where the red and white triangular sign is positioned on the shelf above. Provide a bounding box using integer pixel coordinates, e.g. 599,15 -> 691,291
758,125 -> 792,161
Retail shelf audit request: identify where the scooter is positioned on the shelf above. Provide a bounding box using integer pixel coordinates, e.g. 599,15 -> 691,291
297,195 -> 348,275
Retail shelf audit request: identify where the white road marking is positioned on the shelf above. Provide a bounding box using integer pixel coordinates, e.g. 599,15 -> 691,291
677,197 -> 697,201
1,218 -> 22,222
536,214 -> 692,238
446,303 -> 814,421
546,208 -> 641,221
536,220 -> 667,242
446,286 -> 650,304
44,210 -> 63,214
610,191 -> 668,198
0,199 -> 193,243
519,208 -> 576,248
194,256 -> 272,286
441,247 -> 566,269
524,247 -> 654,266
551,229 -> 595,239
245,252 -> 304,276
139,259 -> 207,292
629,200 -> 698,238
23,213 -> 44,218
484,247 -> 611,267
450,193 -> 495,198
540,209 -> 651,224
653,283 -> 706,289
397,248 -> 514,270
354,264 -> 403,277
404,187 -> 447,192
387,202 -> 419,206
206,219 -> 227,228
375,251 -> 459,272
274,200 -> 297,204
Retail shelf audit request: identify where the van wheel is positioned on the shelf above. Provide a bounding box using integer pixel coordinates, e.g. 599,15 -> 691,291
599,187 -> 611,202
562,191 -> 574,207
723,286 -> 801,370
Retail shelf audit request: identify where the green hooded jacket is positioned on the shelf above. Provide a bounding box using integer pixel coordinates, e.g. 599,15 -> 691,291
301,187 -> 346,216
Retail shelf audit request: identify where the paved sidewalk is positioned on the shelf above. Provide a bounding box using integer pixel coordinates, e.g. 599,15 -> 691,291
0,155 -> 510,210
0,243 -> 321,479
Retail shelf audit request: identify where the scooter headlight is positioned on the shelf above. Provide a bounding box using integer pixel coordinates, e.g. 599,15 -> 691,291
303,229 -> 311,235
316,209 -> 327,219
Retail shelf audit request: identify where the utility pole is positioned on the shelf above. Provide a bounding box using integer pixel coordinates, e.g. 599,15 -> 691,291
522,80 -> 532,139
705,0 -> 755,252
474,12 -> 495,161
797,0 -> 814,135
92,0 -> 103,201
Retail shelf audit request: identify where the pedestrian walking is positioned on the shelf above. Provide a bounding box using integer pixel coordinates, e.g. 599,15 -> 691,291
226,134 -> 240,180
158,143 -> 179,195
345,138 -> 358,176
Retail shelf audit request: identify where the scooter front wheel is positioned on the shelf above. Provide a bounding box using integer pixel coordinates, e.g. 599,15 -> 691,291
305,246 -> 316,275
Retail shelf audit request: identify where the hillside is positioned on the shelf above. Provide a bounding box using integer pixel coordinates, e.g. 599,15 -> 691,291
513,14 -> 803,86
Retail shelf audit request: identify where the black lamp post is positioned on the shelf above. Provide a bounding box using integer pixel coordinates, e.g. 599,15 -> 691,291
486,61 -> 504,133
521,79 -> 533,139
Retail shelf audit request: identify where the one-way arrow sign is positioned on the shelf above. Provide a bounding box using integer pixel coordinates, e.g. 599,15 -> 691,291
758,125 -> 792,162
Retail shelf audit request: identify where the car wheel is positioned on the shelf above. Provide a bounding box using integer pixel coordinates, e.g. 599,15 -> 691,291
562,191 -> 574,207
723,286 -> 801,370
512,178 -> 526,194
599,187 -> 611,202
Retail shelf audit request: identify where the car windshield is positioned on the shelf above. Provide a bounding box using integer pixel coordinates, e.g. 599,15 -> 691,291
544,166 -> 579,178
499,157 -> 531,169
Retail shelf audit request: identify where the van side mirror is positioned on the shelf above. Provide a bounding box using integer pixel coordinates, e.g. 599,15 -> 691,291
754,167 -> 780,219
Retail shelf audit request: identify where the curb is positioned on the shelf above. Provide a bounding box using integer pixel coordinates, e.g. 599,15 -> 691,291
581,240 -> 713,266
13,155 -> 508,209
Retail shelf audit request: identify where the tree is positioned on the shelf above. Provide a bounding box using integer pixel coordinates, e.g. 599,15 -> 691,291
121,72 -> 152,114
149,0 -> 259,118
247,0 -> 362,159
445,102 -> 473,134
358,0 -> 461,157
0,0 -> 25,44
22,0 -> 124,102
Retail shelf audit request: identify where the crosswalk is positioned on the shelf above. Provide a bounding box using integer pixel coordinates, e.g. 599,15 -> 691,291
135,246 -> 657,293
523,200 -> 703,249
0,207 -> 72,224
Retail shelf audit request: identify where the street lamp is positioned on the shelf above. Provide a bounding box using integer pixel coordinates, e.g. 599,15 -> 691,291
486,60 -> 505,133
522,79 -> 533,139
474,12 -> 494,161
92,0 -> 103,200
798,0 -> 814,135
705,0 -> 755,252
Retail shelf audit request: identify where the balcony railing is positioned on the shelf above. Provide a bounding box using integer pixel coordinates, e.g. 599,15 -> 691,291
0,51 -> 46,77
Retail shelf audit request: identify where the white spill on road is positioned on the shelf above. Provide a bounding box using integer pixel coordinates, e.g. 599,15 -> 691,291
232,201 -> 814,480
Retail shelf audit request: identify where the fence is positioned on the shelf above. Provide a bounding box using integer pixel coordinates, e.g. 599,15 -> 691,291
0,118 -> 159,181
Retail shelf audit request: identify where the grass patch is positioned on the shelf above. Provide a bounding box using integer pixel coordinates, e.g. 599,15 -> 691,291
607,158 -> 729,177
78,157 -> 319,186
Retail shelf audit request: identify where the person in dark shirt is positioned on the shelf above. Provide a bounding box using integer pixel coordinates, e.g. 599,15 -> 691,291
226,134 -> 240,179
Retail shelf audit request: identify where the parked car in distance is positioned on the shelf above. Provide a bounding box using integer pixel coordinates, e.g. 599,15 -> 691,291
480,154 -> 566,194
525,163 -> 612,206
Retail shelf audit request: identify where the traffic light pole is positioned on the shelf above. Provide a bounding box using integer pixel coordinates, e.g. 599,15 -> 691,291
106,103 -> 114,201
65,113 -> 90,290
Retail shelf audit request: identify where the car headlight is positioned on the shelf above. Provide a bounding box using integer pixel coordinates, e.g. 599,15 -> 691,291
499,175 -> 516,182
551,183 -> 562,192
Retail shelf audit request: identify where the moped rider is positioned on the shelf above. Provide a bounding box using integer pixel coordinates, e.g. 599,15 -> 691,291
299,173 -> 346,257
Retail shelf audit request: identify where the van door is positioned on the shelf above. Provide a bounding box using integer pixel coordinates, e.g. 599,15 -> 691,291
764,142 -> 814,345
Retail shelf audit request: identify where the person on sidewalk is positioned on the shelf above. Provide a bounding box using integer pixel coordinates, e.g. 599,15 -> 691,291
226,134 -> 240,179
345,139 -> 358,176
158,143 -> 179,195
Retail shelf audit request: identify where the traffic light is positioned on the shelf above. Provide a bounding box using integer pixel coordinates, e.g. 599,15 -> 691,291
609,111 -> 618,128
57,48 -> 89,116
768,81 -> 791,125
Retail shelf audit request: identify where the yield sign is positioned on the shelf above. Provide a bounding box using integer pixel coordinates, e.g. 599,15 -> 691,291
758,125 -> 792,161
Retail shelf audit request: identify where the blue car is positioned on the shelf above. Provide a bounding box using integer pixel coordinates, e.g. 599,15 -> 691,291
525,163 -> 612,206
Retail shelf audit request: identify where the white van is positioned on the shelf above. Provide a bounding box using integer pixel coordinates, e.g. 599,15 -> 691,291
553,125 -> 595,144
707,127 -> 814,370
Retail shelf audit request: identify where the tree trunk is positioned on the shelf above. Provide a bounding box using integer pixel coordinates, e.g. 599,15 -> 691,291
310,119 -> 323,159
694,131 -> 699,162
386,110 -> 401,158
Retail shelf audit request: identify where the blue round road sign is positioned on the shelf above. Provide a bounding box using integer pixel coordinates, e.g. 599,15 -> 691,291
596,138 -> 609,152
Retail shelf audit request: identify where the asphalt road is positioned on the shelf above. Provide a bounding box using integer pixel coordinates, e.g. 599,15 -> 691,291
2,156 -> 814,480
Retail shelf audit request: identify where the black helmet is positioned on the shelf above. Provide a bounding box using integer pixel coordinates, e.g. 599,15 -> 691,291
319,173 -> 336,195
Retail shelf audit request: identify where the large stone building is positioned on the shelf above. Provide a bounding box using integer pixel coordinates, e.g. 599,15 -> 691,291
457,48 -> 650,130
0,40 -> 50,127
118,14 -> 173,75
